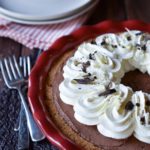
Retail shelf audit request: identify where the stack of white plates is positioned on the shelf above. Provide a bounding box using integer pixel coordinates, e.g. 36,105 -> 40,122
0,0 -> 99,25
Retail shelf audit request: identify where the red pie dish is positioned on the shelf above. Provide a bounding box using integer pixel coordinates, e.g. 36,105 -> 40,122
28,20 -> 150,150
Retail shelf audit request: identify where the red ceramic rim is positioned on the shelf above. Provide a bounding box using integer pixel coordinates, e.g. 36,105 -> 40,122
28,20 -> 150,150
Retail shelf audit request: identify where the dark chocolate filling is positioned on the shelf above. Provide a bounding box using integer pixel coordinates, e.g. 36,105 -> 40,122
122,70 -> 150,93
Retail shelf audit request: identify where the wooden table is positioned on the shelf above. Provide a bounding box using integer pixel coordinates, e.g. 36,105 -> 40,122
0,0 -> 149,149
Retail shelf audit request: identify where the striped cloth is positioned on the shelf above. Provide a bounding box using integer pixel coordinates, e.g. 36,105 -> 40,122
0,15 -> 88,50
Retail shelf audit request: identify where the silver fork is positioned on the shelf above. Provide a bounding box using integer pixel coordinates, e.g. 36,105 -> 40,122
0,56 -> 45,142
14,56 -> 31,132
17,56 -> 30,150
14,56 -> 36,131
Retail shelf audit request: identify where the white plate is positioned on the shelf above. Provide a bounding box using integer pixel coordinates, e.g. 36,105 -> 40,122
0,0 -> 91,20
0,0 -> 98,25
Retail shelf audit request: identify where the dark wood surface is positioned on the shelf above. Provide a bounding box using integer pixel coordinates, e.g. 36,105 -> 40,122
0,0 -> 149,150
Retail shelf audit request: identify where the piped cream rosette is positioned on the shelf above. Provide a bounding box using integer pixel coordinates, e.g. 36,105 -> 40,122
133,91 -> 150,144
95,32 -> 136,73
129,32 -> 150,74
59,78 -> 108,105
95,32 -> 135,60
97,84 -> 135,139
59,30 -> 150,144
73,82 -> 116,125
63,43 -> 124,81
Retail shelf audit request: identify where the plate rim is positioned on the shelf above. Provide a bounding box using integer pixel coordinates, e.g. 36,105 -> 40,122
0,0 -> 98,25
28,20 -> 150,150
0,0 -> 91,20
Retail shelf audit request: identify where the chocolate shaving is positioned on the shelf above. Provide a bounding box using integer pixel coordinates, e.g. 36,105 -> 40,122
94,76 -> 97,79
136,32 -> 143,36
101,41 -> 107,45
89,51 -> 97,60
125,101 -> 134,111
72,77 -> 95,84
136,44 -> 142,50
88,73 -> 91,76
82,61 -> 90,73
89,53 -> 95,60
136,103 -> 140,107
141,45 -> 147,51
127,36 -> 131,41
140,116 -> 145,125
99,89 -> 116,97
112,45 -> 117,48
91,40 -> 96,45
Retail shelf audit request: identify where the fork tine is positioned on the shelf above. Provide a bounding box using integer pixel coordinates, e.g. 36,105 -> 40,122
0,60 -> 11,86
27,56 -> 31,76
19,57 -> 23,68
23,56 -> 27,78
19,57 -> 24,75
4,58 -> 13,81
8,57 -> 18,80
13,55 -> 22,78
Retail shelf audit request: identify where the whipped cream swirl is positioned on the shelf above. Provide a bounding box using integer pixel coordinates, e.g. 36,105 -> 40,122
74,82 -> 116,125
74,95 -> 110,125
126,30 -> 150,74
64,43 -> 124,81
133,91 -> 150,144
59,79 -> 107,105
97,84 -> 134,139
95,32 -> 135,60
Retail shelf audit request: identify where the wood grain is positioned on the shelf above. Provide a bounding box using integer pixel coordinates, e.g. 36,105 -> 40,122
125,0 -> 150,22
87,0 -> 126,25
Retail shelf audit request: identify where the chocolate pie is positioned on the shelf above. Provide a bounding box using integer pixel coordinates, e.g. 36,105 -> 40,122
45,30 -> 150,150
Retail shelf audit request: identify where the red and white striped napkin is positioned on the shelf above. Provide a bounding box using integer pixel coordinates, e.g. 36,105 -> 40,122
0,15 -> 88,50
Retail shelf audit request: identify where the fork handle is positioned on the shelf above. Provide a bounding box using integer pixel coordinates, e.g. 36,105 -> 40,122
18,103 -> 30,150
18,89 -> 45,142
